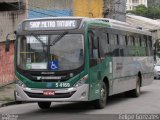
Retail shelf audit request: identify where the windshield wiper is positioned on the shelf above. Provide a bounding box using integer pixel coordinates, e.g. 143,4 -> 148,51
31,33 -> 46,46
31,33 -> 47,53
50,31 -> 68,46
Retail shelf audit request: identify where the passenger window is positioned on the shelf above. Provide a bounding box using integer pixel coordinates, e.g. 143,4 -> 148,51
130,36 -> 135,46
143,36 -> 147,47
88,30 -> 100,67
135,37 -> 140,46
125,36 -> 128,46
88,31 -> 99,59
106,33 -> 109,44
119,35 -> 126,45
110,34 -> 115,45
139,37 -> 142,46
99,32 -> 107,56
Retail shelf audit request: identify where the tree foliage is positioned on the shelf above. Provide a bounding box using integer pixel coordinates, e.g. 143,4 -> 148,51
127,5 -> 160,19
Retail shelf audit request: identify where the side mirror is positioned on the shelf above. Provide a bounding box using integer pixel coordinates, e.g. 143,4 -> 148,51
5,38 -> 10,52
5,32 -> 16,52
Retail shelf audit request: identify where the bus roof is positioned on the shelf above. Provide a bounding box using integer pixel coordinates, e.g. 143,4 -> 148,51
18,17 -> 152,36
94,18 -> 152,36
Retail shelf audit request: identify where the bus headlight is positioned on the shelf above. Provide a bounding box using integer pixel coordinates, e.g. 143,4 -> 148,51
15,77 -> 26,88
74,74 -> 88,87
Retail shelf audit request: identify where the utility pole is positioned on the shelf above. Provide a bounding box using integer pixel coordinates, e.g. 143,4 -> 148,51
103,0 -> 126,22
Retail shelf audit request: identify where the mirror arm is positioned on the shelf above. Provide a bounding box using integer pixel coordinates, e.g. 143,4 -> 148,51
5,33 -> 12,52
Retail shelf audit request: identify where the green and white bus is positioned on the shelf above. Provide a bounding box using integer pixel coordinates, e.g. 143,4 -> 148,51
6,17 -> 154,109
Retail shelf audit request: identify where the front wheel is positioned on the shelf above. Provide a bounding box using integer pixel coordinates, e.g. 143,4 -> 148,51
38,102 -> 51,109
93,82 -> 107,109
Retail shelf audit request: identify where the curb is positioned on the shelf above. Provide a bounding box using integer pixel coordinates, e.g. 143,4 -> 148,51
0,81 -> 15,88
0,101 -> 33,108
0,101 -> 17,107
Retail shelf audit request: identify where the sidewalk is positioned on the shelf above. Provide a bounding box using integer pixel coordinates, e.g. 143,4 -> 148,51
0,83 -> 15,107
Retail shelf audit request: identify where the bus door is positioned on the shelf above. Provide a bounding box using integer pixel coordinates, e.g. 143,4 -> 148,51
88,30 -> 102,100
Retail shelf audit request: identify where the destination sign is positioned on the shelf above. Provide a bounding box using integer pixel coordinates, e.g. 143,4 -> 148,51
23,19 -> 80,31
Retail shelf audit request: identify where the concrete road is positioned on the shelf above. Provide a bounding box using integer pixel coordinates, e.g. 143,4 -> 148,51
0,80 -> 160,120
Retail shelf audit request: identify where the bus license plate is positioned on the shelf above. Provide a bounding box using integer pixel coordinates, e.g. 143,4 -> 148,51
43,90 -> 55,96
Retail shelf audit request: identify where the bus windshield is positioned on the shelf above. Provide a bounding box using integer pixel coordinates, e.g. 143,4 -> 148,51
17,34 -> 84,71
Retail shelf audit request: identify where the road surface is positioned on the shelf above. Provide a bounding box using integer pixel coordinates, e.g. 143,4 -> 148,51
0,80 -> 160,120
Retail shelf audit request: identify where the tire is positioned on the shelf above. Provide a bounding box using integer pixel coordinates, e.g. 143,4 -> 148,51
93,82 -> 107,109
125,77 -> 141,97
38,102 -> 51,109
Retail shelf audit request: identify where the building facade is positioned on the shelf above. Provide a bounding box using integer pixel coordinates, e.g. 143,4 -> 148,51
104,0 -> 126,21
0,0 -> 27,86
28,0 -> 126,21
73,0 -> 104,18
28,0 -> 103,18
28,0 -> 73,18
147,0 -> 160,7
126,0 -> 147,10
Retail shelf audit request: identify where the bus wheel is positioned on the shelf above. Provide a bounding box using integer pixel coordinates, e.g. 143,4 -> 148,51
38,102 -> 51,109
94,82 -> 107,109
125,77 -> 141,97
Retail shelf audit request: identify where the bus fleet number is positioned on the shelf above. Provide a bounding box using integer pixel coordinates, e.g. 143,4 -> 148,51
55,83 -> 70,88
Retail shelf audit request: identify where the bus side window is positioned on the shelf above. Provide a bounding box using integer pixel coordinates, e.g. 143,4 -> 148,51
119,35 -> 126,56
130,36 -> 135,46
124,35 -> 129,56
110,34 -> 119,56
143,35 -> 148,55
125,35 -> 128,46
105,33 -> 111,55
135,37 -> 139,46
148,36 -> 152,48
148,36 -> 153,56
88,30 -> 99,67
92,36 -> 99,59
88,31 -> 94,59
106,33 -> 109,44
88,32 -> 92,57
139,37 -> 142,47
99,32 -> 107,57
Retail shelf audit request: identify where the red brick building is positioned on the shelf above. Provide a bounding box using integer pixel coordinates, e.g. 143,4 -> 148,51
0,0 -> 27,86
0,42 -> 14,86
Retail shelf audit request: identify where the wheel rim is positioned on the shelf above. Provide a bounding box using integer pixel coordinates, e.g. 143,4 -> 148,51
100,84 -> 106,104
136,80 -> 140,94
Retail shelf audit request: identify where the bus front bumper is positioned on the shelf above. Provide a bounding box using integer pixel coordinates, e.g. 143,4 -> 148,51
15,84 -> 89,102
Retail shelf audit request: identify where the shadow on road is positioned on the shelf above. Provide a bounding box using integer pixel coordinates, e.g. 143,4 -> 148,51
23,90 -> 151,115
106,90 -> 151,106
